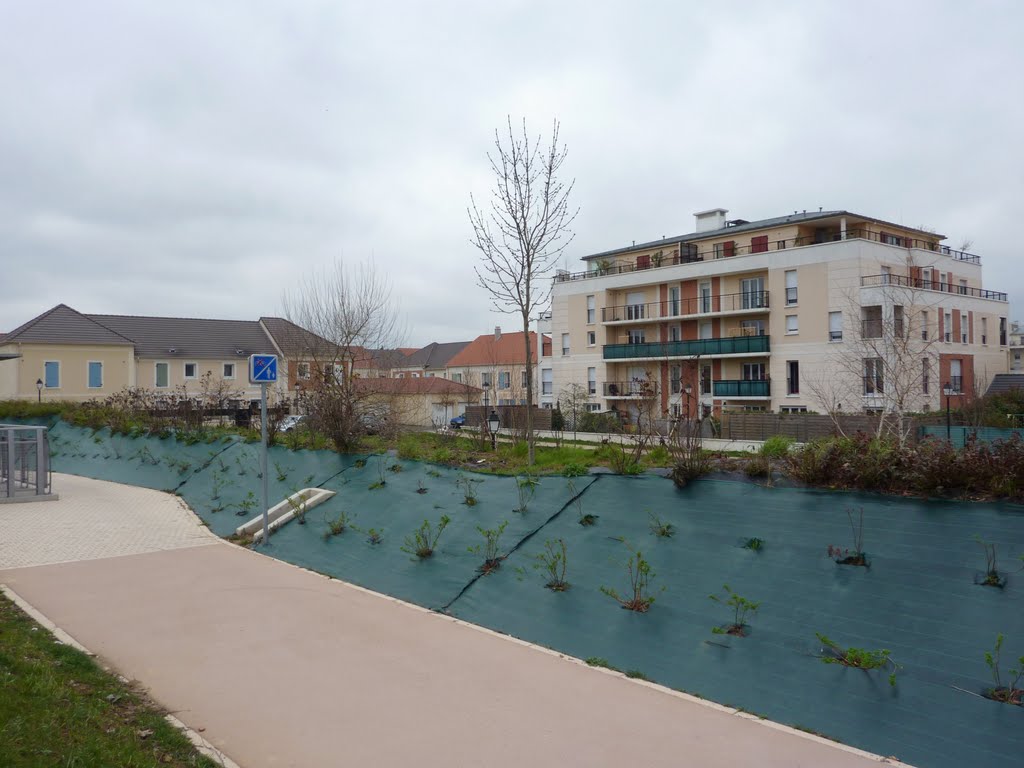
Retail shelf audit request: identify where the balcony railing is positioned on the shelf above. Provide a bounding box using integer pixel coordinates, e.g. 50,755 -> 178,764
712,379 -> 771,397
604,334 -> 770,360
603,381 -> 658,398
554,228 -> 983,283
860,274 -> 1007,301
601,291 -> 769,322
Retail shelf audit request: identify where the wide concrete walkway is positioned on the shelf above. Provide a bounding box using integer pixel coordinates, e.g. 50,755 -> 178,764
0,474 -> 903,767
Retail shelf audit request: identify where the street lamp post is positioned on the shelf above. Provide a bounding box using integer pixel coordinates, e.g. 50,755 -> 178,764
683,383 -> 693,419
488,409 -> 500,451
943,381 -> 954,442
36,378 -> 43,403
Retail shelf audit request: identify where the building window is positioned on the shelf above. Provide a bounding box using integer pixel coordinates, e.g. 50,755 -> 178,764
944,312 -> 952,342
1000,317 -> 1008,346
780,406 -> 808,414
922,359 -> 930,395
881,232 -> 903,246
626,292 -> 646,320
894,305 -> 905,339
700,365 -> 712,395
184,362 -> 198,380
740,319 -> 764,336
740,277 -> 765,309
498,371 -> 511,389
541,368 -> 552,395
922,268 -> 932,289
155,362 -> 170,388
586,295 -> 595,324
561,333 -> 570,356
864,358 -> 884,395
452,372 -> 462,383
829,311 -> 843,342
87,361 -> 103,389
297,362 -> 311,380
670,364 -> 682,394
713,242 -> 724,259
786,315 -> 798,335
669,324 -> 682,342
958,279 -> 968,295
786,361 -> 799,395
961,312 -> 968,344
785,270 -> 797,305
670,403 -> 682,418
586,403 -> 601,412
628,329 -> 645,345
481,372 -> 492,389
587,331 -> 596,346
522,370 -> 528,388
43,361 -> 60,388
950,359 -> 962,393
223,362 -> 236,380
587,367 -> 596,395
668,286 -> 681,316
921,311 -> 929,341
981,317 -> 988,345
742,363 -> 766,381
699,281 -> 712,313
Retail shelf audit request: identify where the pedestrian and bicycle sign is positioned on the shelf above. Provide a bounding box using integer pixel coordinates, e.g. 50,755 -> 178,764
249,354 -> 278,384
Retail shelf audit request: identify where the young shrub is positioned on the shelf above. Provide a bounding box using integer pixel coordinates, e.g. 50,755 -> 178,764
323,510 -> 352,539
816,633 -> 900,687
648,513 -> 674,539
624,669 -> 648,680
983,634 -> 1024,705
469,521 -> 508,574
274,460 -> 289,483
827,507 -> 868,566
585,657 -> 618,670
709,584 -> 760,637
760,435 -> 794,459
234,491 -> 257,517
562,462 -> 588,477
601,546 -> 658,612
416,480 -> 429,494
514,475 -> 539,514
389,463 -> 403,473
287,489 -> 309,524
368,456 -> 387,489
534,538 -> 569,591
366,528 -> 383,545
401,515 -> 451,559
743,454 -> 770,478
646,445 -> 671,466
567,479 -> 597,526
457,474 -> 482,506
742,537 -> 764,552
211,473 -> 225,502
973,534 -> 1004,587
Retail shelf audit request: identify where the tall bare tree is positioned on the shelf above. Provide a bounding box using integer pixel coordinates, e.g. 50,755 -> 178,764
469,117 -> 578,465
282,260 -> 405,452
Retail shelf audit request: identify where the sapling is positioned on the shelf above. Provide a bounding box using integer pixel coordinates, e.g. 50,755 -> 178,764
368,456 -> 387,489
568,479 -> 597,526
274,460 -> 289,483
416,480 -> 428,494
323,510 -> 352,539
743,537 -> 764,551
457,474 -> 481,506
470,521 -> 508,574
365,528 -> 383,545
235,491 -> 257,517
287,489 -> 309,524
401,515 -> 451,559
816,633 -> 899,687
827,507 -> 867,566
513,475 -> 539,514
211,473 -> 225,501
648,513 -> 674,539
973,534 -> 1002,586
601,547 -> 658,612
534,538 -> 569,591
389,463 -> 403,473
983,634 -> 1024,705
709,585 -> 760,636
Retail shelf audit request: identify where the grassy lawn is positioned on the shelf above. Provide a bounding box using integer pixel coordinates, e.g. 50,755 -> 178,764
0,594 -> 219,768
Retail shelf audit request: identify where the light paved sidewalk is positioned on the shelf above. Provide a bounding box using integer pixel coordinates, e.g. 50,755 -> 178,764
0,475 -> 903,767
0,473 -> 216,569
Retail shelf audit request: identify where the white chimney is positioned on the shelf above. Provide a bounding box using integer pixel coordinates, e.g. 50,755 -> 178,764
494,326 -> 501,341
694,208 -> 729,233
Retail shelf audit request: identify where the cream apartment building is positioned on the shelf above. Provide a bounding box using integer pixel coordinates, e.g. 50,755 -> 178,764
540,209 -> 1009,422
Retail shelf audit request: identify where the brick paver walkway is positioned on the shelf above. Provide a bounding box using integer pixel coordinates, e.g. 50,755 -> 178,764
0,473 -> 216,569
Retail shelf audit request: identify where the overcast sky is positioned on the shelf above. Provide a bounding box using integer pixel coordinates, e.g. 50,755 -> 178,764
2,1 -> 1021,346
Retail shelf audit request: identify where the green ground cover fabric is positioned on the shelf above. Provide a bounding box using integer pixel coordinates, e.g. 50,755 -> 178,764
41,422 -> 1024,767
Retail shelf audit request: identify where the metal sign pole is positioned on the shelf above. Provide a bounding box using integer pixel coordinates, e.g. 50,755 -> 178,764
260,381 -> 269,545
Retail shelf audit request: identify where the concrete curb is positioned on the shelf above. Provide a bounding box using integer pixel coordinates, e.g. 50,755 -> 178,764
1,584 -> 243,768
236,488 -> 336,541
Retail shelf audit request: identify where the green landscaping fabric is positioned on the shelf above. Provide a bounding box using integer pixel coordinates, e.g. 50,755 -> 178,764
42,421 -> 1024,768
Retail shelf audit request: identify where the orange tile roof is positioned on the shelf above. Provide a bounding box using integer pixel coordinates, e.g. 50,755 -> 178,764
445,331 -> 537,368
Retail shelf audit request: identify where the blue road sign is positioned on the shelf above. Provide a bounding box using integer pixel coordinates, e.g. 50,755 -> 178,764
249,354 -> 278,384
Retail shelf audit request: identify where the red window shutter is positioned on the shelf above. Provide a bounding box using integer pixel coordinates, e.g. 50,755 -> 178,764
724,240 -> 735,258
751,235 -> 768,253
637,254 -> 651,269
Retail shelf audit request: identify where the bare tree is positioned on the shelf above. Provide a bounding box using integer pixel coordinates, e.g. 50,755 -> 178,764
559,382 -> 591,443
468,117 -> 578,465
282,261 -> 405,452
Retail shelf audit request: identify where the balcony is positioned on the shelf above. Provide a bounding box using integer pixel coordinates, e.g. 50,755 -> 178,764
603,334 -> 770,360
603,380 -> 658,398
860,274 -> 1007,302
712,380 -> 771,398
601,291 -> 769,324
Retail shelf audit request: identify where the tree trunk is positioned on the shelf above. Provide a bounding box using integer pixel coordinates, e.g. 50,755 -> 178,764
522,308 -> 535,465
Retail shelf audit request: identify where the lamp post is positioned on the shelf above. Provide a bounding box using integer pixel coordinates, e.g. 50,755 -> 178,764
36,378 -> 43,403
683,383 -> 693,419
942,381 -> 954,442
294,383 -> 302,413
488,409 -> 500,451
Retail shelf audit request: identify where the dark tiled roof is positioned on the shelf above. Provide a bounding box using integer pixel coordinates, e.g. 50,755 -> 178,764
259,317 -> 345,359
354,348 -> 411,370
353,377 -> 481,395
0,304 -> 134,346
402,341 -> 471,370
580,209 -> 946,261
985,374 -> 1024,396
88,313 -> 272,359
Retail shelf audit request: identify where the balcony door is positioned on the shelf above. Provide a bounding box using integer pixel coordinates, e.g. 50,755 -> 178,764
626,292 -> 646,321
741,277 -> 765,309
698,281 -> 712,314
668,286 -> 681,317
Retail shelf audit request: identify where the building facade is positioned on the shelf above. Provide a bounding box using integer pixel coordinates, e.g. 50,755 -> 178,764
541,209 -> 1009,423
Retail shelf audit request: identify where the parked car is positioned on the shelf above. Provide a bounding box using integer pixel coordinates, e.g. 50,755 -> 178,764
277,415 -> 306,433
449,414 -> 467,429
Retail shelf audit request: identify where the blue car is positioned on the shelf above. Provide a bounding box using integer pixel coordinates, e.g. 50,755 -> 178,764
449,414 -> 467,429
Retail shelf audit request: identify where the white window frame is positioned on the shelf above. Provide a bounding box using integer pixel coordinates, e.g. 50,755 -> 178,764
87,360 -> 103,389
785,314 -> 798,335
154,361 -> 170,389
961,312 -> 969,344
561,333 -> 570,356
296,361 -> 311,380
587,366 -> 597,396
184,361 -> 198,380
481,371 -> 492,389
944,312 -> 952,343
223,362 -> 236,380
586,295 -> 595,324
541,368 -> 552,396
784,270 -> 798,306
829,311 -> 843,342
587,331 -> 596,347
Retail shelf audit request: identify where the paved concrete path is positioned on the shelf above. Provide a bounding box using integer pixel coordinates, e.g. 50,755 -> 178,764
0,474 -> 903,767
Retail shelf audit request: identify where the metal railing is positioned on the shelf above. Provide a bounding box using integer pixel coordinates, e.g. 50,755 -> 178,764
1,424 -> 54,501
604,334 -> 770,360
860,274 -> 1007,301
555,228 -> 983,283
713,379 -> 771,397
603,381 -> 658,398
600,291 -> 769,322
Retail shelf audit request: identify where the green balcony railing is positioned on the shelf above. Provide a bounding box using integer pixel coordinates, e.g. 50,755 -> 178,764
713,379 -> 771,397
603,334 -> 770,360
